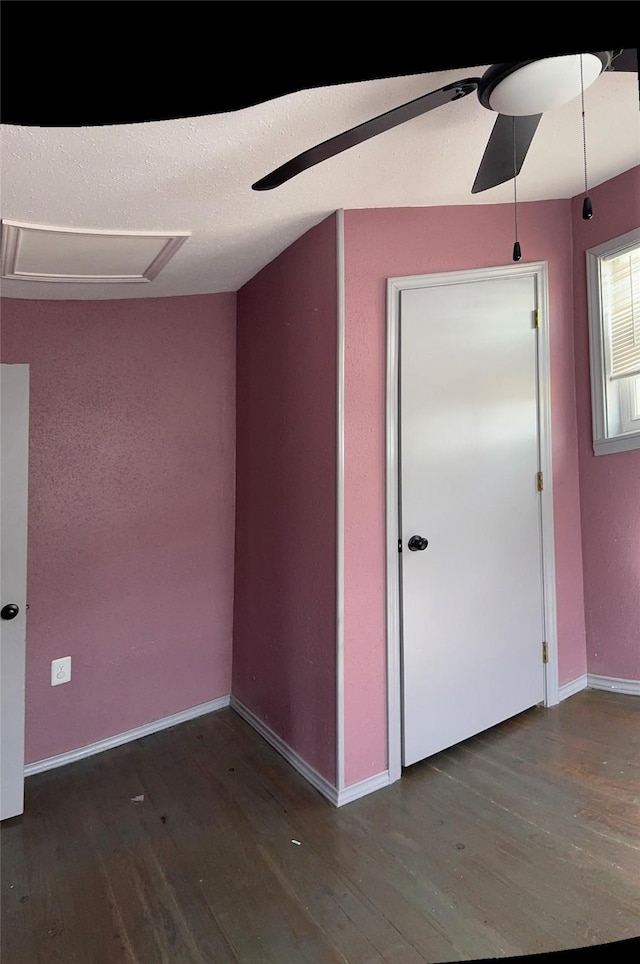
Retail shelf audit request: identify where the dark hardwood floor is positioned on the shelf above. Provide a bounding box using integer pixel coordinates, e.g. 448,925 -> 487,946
2,689 -> 639,963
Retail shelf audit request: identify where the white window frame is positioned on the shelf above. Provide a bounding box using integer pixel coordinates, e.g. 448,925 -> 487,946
586,227 -> 640,456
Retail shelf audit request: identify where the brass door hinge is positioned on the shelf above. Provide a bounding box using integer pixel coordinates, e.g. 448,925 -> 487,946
534,308 -> 540,329
536,471 -> 544,492
542,641 -> 549,664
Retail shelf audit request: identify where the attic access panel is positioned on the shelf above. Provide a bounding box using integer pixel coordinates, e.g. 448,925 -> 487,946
1,221 -> 190,284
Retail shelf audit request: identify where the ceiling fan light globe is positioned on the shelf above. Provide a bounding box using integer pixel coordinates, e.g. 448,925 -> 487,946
488,54 -> 604,115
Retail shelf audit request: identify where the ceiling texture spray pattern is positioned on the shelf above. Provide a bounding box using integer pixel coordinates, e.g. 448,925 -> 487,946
1,63 -> 638,300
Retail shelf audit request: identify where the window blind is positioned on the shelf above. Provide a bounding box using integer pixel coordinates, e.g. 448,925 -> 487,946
603,246 -> 640,380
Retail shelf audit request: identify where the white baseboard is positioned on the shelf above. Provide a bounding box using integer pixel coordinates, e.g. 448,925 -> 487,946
587,674 -> 640,697
556,674 -> 640,701
558,674 -> 588,701
24,695 -> 231,777
229,697 -> 391,808
230,696 -> 340,806
337,770 -> 391,806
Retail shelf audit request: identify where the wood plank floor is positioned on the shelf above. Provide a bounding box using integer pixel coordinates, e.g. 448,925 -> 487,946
1,689 -> 639,963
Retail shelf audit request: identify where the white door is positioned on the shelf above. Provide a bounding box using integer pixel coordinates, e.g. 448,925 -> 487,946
400,275 -> 544,767
1,364 -> 30,820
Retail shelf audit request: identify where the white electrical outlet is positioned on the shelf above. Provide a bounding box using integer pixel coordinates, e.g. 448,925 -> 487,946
51,656 -> 71,686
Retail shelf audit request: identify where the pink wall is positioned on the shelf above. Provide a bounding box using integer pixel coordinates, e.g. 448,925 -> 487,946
1,294 -> 236,763
571,166 -> 640,681
5,172 -> 633,787
233,215 -> 338,783
343,200 -> 586,785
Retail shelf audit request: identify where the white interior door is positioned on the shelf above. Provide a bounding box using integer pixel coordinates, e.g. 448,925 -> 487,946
400,275 -> 545,767
1,364 -> 30,820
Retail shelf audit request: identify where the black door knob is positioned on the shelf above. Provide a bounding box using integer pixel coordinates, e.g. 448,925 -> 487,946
1,603 -> 20,620
408,535 -> 429,551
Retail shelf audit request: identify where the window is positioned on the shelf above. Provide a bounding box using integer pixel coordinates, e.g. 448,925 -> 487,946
586,228 -> 640,456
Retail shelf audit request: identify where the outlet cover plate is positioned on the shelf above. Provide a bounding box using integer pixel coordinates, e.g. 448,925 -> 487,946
51,656 -> 71,686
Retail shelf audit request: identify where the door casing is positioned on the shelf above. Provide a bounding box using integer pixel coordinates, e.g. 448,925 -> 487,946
385,262 -> 559,784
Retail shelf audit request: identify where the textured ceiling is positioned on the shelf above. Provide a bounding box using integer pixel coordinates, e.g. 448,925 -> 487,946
1,63 -> 639,300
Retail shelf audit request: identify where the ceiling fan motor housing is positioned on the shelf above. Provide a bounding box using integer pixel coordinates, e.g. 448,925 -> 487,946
477,51 -> 612,115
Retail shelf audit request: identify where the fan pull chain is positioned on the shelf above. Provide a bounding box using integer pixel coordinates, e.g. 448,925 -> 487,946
580,54 -> 593,220
512,117 -> 521,261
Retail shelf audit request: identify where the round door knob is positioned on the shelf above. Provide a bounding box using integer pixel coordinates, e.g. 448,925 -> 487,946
408,535 -> 429,551
1,603 -> 20,620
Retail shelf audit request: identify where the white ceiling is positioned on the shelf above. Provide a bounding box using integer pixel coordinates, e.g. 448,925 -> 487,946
1,61 -> 638,301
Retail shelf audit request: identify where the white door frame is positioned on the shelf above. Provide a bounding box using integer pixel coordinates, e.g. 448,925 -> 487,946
385,262 -> 559,784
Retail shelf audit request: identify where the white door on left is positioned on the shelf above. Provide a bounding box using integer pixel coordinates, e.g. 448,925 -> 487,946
1,364 -> 29,820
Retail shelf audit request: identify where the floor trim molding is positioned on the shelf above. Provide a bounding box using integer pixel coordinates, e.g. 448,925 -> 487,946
336,770 -> 391,806
558,674 -> 588,701
230,697 -> 391,808
588,674 -> 640,697
24,695 -> 231,776
230,697 -> 340,806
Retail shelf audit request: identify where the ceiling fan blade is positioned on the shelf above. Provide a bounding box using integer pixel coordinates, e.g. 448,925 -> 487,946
471,113 -> 542,194
252,78 -> 479,191
609,49 -> 638,72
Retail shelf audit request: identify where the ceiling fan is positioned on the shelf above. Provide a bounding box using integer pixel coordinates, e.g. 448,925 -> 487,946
252,50 -> 638,195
